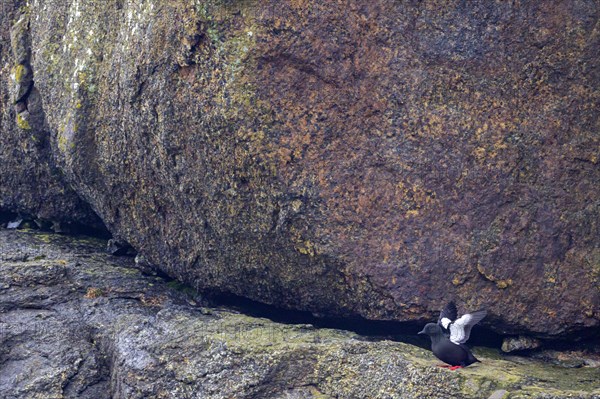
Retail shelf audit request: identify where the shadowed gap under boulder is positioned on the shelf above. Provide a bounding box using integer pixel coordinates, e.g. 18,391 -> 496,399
0,209 -> 111,238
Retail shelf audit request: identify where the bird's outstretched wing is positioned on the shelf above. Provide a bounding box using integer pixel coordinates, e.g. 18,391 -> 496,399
449,309 -> 487,345
437,302 -> 457,330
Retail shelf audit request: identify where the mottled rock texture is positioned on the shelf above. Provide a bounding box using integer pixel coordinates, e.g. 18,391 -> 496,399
502,336 -> 542,353
1,230 -> 600,399
0,1 -> 599,337
0,1 -> 104,231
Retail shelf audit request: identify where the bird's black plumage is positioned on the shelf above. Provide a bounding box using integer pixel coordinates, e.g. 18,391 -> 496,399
437,302 -> 457,334
418,303 -> 487,369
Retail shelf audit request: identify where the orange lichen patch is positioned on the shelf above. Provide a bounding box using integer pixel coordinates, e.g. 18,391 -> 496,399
84,287 -> 103,299
296,240 -> 315,257
288,0 -> 310,10
495,279 -> 513,289
473,147 -> 487,161
140,294 -> 166,307
477,263 -> 512,289
405,209 -> 419,218
290,226 -> 317,257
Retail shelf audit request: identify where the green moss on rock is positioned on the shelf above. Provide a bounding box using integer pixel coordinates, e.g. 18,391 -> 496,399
13,64 -> 27,83
16,112 -> 31,130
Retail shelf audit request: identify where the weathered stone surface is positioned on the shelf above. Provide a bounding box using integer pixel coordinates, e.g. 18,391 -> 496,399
1,229 -> 599,399
1,1 -> 599,337
0,2 -> 105,231
502,336 -> 542,353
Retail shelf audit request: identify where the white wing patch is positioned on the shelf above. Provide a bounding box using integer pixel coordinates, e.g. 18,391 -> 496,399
440,317 -> 452,329
449,310 -> 487,345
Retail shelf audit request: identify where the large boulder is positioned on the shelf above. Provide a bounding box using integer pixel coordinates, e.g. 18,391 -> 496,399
1,0 -> 599,337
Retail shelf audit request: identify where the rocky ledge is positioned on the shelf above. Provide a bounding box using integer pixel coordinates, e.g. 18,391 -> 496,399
1,229 -> 599,399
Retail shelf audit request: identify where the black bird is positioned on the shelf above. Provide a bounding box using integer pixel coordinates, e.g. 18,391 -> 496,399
418,302 -> 487,370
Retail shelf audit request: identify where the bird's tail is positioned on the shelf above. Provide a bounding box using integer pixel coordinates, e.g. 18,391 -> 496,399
467,352 -> 480,365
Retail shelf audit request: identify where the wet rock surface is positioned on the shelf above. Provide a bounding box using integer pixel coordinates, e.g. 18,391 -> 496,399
1,1 -> 599,338
1,230 -> 599,399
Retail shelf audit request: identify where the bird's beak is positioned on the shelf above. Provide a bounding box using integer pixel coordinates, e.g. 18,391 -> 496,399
417,330 -> 425,335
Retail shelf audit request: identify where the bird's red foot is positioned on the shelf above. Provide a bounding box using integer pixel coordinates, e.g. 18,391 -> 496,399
448,366 -> 463,371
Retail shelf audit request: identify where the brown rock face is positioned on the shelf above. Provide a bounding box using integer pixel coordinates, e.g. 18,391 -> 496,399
1,0 -> 599,337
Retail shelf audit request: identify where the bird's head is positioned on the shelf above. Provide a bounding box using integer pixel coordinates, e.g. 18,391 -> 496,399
418,322 -> 442,336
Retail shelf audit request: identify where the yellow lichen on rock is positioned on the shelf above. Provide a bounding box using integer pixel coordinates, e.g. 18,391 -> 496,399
16,113 -> 31,130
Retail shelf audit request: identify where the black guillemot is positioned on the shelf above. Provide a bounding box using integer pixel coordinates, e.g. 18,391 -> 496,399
418,302 -> 487,370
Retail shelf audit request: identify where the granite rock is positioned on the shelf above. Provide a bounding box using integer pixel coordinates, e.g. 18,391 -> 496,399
0,1 -> 598,337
